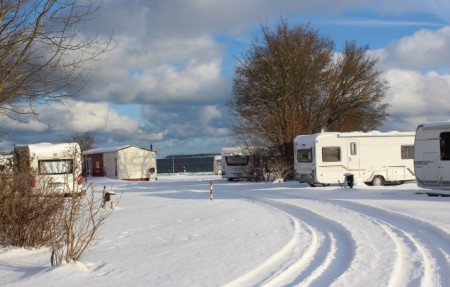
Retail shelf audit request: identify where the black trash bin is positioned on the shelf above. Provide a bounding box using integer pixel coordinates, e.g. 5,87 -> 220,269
344,173 -> 354,188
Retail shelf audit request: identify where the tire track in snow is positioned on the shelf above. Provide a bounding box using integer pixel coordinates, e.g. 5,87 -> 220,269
259,199 -> 355,287
224,203 -> 319,287
225,197 -> 355,287
279,198 -> 447,286
221,185 -> 450,286
327,200 -> 450,286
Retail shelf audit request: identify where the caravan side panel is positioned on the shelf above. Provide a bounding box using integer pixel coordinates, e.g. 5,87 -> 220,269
314,134 -> 350,184
414,122 -> 450,190
294,132 -> 415,186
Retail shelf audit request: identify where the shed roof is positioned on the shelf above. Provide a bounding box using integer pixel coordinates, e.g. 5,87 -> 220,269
84,145 -> 154,155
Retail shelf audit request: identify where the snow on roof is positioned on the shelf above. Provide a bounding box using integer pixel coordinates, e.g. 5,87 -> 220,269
84,145 -> 154,155
418,120 -> 450,131
84,145 -> 131,154
337,130 -> 416,138
221,147 -> 255,156
14,142 -> 80,158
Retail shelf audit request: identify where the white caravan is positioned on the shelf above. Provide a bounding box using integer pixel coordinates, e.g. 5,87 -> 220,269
294,131 -> 416,186
221,147 -> 254,181
414,121 -> 450,191
213,155 -> 222,175
14,142 -> 83,195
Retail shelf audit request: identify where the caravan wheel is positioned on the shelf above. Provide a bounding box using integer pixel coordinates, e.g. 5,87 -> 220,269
372,176 -> 385,186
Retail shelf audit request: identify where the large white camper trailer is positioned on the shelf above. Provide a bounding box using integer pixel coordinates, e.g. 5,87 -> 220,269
294,131 -> 416,186
14,142 -> 83,195
414,121 -> 450,191
221,147 -> 254,181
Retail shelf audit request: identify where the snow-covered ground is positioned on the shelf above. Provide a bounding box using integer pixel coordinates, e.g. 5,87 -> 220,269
1,174 -> 450,287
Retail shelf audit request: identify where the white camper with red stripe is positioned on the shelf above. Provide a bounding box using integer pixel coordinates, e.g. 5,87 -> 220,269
14,142 -> 83,195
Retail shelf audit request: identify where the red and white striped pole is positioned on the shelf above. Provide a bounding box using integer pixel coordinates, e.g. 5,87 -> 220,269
210,180 -> 213,201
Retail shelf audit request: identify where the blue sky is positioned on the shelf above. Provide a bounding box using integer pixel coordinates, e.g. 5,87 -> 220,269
2,0 -> 450,158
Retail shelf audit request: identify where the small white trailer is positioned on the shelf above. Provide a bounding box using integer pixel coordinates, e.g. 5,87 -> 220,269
84,145 -> 157,181
221,147 -> 255,181
213,155 -> 222,175
13,142 -> 83,195
414,121 -> 450,191
294,131 -> 416,186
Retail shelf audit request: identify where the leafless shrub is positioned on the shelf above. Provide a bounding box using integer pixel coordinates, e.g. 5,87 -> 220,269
50,184 -> 119,265
48,145 -> 119,265
0,156 -> 65,248
248,147 -> 292,182
0,145 -> 118,266
265,157 -> 292,182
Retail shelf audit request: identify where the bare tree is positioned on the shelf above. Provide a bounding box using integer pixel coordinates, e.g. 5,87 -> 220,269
0,0 -> 111,123
229,20 -> 389,179
66,132 -> 96,153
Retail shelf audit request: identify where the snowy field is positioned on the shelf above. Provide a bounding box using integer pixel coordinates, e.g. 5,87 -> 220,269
1,173 -> 450,287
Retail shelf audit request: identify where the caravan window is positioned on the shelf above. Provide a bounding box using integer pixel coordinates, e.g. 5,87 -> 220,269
225,155 -> 249,166
350,142 -> 357,155
38,159 -> 73,175
297,148 -> 312,162
440,132 -> 450,160
401,145 -> 414,159
322,147 -> 341,162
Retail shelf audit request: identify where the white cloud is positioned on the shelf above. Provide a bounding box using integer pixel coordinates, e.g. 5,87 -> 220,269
1,101 -> 140,134
366,25 -> 450,131
136,129 -> 165,142
6,0 -> 450,155
44,102 -> 140,133
84,35 -> 226,104
0,116 -> 48,132
372,26 -> 450,70
382,69 -> 450,131
140,104 -> 230,140
200,105 -> 222,125
383,69 -> 426,115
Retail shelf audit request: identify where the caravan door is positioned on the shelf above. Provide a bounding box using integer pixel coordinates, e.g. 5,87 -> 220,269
423,152 -> 440,186
348,141 -> 360,177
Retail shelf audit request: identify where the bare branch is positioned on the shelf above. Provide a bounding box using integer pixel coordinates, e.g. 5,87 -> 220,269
0,0 -> 112,123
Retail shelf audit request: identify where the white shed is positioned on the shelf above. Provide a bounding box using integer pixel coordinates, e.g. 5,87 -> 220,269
84,145 -> 157,181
